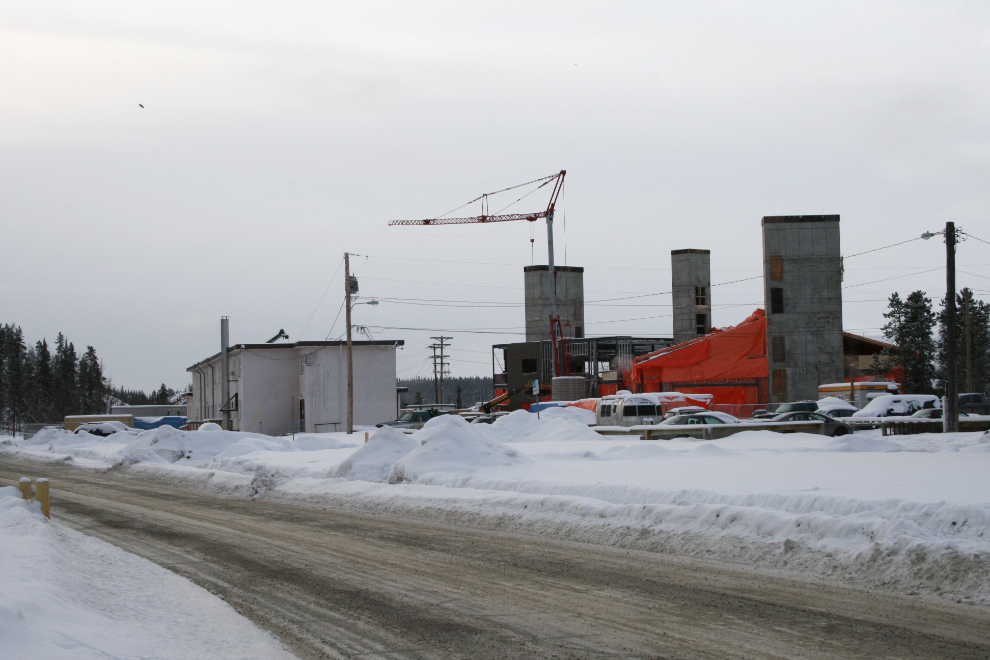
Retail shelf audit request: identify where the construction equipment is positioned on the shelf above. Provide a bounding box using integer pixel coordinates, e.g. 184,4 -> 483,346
479,386 -> 524,414
389,171 -> 570,376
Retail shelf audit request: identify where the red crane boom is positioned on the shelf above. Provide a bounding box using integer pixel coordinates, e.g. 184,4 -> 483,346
388,171 -> 569,377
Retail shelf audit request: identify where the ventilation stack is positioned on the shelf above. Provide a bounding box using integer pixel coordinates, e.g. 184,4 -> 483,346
762,215 -> 843,403
524,266 -> 585,343
671,249 -> 711,346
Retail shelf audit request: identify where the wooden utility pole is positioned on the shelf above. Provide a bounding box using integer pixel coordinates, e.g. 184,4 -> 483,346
944,223 -> 959,433
431,336 -> 451,404
345,252 -> 354,434
965,293 -> 973,393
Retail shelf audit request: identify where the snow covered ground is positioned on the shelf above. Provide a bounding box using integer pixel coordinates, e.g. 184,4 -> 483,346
0,486 -> 297,659
3,406 -> 989,605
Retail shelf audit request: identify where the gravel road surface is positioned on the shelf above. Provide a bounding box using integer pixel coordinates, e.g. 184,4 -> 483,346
2,457 -> 988,660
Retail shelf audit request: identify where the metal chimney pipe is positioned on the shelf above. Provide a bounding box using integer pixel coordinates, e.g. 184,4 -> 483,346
221,316 -> 230,430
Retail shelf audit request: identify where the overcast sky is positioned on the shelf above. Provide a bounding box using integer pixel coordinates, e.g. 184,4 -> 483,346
2,1 -> 989,391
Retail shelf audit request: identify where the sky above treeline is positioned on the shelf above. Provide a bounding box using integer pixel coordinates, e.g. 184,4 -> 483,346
2,1 -> 989,391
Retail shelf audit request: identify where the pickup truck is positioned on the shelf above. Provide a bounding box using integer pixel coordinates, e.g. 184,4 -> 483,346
958,393 -> 990,415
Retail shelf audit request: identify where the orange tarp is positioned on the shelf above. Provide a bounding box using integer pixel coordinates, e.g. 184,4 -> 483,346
631,309 -> 768,404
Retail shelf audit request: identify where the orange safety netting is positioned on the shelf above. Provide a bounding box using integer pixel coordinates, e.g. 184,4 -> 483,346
631,309 -> 768,405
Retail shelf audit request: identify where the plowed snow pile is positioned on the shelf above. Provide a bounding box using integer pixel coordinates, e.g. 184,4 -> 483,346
3,416 -> 989,603
388,414 -> 528,484
0,486 -> 296,659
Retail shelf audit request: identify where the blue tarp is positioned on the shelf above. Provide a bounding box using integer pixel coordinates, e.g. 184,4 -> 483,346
133,416 -> 187,430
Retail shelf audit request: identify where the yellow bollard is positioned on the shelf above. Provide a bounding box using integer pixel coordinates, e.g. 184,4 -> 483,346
364,432 -> 369,443
18,477 -> 32,500
35,479 -> 50,518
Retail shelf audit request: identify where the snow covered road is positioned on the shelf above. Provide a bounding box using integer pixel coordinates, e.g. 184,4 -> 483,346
2,456 -> 989,660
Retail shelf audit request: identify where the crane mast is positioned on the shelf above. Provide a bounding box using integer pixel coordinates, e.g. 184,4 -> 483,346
389,170 -> 569,377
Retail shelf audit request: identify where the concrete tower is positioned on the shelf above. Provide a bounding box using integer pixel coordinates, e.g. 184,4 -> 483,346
524,265 -> 584,343
762,215 -> 843,403
671,249 -> 711,346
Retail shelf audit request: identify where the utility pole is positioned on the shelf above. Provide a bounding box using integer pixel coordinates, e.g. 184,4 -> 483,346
849,363 -> 856,406
945,223 -> 959,433
429,342 -> 440,405
430,336 -> 451,404
965,292 -> 972,393
345,252 -> 354,434
220,316 -> 230,430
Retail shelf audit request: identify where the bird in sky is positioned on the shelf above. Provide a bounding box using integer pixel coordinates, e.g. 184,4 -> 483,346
138,104 -> 144,108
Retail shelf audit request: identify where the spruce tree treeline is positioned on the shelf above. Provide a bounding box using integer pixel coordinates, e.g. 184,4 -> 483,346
0,324 -> 183,434
870,288 -> 990,396
398,376 -> 493,409
0,325 -> 111,432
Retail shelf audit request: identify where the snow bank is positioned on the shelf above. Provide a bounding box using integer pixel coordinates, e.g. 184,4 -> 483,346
486,409 -> 602,443
114,426 -> 275,467
388,414 -> 529,484
331,426 -> 419,482
0,486 -> 296,659
4,413 -> 989,603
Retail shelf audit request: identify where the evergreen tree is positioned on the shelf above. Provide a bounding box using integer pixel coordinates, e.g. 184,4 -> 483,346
413,391 -> 423,406
151,383 -> 174,405
455,384 -> 463,409
33,339 -> 54,421
2,325 -> 29,432
77,346 -> 106,414
53,333 -> 78,418
936,288 -> 990,395
871,291 -> 937,393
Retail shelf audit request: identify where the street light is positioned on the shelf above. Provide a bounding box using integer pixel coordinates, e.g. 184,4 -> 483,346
920,224 -> 959,432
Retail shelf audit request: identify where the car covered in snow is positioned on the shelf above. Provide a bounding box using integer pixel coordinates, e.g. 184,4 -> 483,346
909,408 -> 969,420
766,411 -> 853,436
376,409 -> 450,430
661,406 -> 708,420
851,394 -> 940,418
73,421 -> 132,437
659,411 -> 740,426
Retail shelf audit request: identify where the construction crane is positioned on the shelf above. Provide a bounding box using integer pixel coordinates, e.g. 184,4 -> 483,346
389,171 -> 570,377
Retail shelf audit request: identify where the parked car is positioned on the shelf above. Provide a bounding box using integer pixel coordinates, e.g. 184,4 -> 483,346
73,421 -> 131,437
659,412 -> 740,426
910,409 -> 969,420
958,393 -> 990,415
376,409 -> 450,430
661,406 -> 708,420
768,411 -> 853,437
851,394 -> 940,418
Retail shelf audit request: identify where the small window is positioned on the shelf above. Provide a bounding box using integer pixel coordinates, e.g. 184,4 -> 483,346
575,326 -> 584,338
773,368 -> 787,395
521,358 -> 538,373
769,255 -> 783,281
772,336 -> 786,363
770,288 -> 784,314
695,313 -> 707,335
695,286 -> 707,306
624,405 -> 638,417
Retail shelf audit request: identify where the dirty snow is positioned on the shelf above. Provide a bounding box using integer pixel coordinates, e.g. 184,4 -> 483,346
3,413 -> 989,604
0,486 -> 297,659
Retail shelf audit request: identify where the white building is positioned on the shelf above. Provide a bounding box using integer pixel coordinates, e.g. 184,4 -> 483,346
187,340 -> 403,435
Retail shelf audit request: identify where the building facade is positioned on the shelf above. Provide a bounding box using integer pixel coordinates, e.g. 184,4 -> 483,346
187,340 -> 402,435
524,265 -> 585,342
762,215 -> 844,403
671,249 -> 711,345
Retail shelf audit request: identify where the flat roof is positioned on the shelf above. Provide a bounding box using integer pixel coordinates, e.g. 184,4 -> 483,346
670,249 -> 710,255
187,340 -> 404,371
762,215 -> 840,225
523,265 -> 584,273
